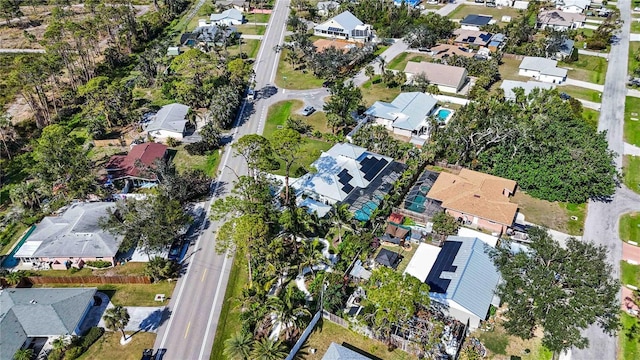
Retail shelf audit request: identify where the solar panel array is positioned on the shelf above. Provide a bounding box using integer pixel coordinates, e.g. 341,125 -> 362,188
338,169 -> 354,194
327,26 -> 344,33
359,156 -> 389,181
425,241 -> 462,293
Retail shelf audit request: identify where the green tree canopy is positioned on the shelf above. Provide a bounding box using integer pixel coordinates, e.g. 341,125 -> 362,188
488,228 -> 620,353
323,81 -> 361,134
270,128 -> 303,206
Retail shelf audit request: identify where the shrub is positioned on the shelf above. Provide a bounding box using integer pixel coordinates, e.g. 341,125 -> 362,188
63,346 -> 83,360
85,260 -> 112,268
47,349 -> 63,360
184,141 -> 211,156
165,137 -> 180,147
81,327 -> 104,349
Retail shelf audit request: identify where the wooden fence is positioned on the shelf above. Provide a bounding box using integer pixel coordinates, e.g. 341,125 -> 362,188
26,275 -> 151,285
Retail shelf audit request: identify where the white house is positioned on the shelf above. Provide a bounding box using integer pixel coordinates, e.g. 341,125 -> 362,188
313,11 -> 373,43
210,8 -> 244,26
518,56 -> 567,84
459,14 -> 492,31
495,0 -> 513,6
364,92 -> 438,138
537,10 -> 586,30
557,0 -> 591,13
500,80 -> 556,101
513,0 -> 529,9
404,237 -> 501,330
404,61 -> 468,94
145,103 -> 189,140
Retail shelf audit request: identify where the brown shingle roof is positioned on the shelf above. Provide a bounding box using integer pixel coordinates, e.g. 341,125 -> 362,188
426,169 -> 518,226
404,61 -> 467,89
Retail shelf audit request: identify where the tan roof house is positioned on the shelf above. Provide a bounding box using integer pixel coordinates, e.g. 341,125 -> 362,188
404,61 -> 468,94
429,44 -> 474,59
426,169 -> 518,235
537,10 -> 586,30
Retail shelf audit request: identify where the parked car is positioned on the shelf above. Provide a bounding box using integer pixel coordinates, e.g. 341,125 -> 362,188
301,106 -> 315,116
322,81 -> 334,88
247,88 -> 256,100
559,92 -> 571,100
486,2 -> 496,7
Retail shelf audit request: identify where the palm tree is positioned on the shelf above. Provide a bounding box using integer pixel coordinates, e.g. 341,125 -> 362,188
12,349 -> 33,360
268,286 -> 312,342
376,56 -> 386,73
251,338 -> 288,360
224,331 -> 254,360
5,271 -> 26,286
331,203 -> 352,243
0,113 -> 13,160
364,65 -> 375,82
298,239 -> 325,275
103,306 -> 130,341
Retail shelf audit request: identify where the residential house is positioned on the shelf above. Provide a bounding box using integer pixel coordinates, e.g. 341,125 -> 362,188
292,143 -> 406,221
364,92 -> 438,138
429,44 -> 474,59
322,343 -> 373,360
316,1 -> 339,16
374,248 -> 401,269
537,10 -> 586,30
210,8 -> 244,26
404,237 -> 501,330
425,168 -> 519,234
487,33 -> 506,52
145,103 -> 190,141
459,14 -> 492,31
495,0 -> 513,6
381,223 -> 410,245
166,46 -> 180,56
555,38 -> 575,59
404,62 -> 468,93
105,142 -> 168,185
14,202 -> 123,269
500,79 -> 556,101
0,288 -> 98,360
454,29 -> 493,48
513,0 -> 529,9
215,0 -> 247,12
313,11 -> 373,43
518,56 -> 568,83
192,23 -> 238,48
557,0 -> 591,13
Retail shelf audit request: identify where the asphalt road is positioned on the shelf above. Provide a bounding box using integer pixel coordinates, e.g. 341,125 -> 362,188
151,0 -> 290,358
572,0 -> 640,358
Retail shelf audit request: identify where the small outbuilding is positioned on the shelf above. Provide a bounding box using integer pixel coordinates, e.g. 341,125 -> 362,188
374,248 -> 401,269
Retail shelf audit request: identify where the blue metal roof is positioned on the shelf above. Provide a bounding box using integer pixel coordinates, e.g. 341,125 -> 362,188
394,0 -> 421,6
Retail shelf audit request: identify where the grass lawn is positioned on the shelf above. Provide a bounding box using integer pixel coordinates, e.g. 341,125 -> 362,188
245,13 -> 270,23
78,332 -> 156,360
226,39 -> 261,59
361,78 -> 402,107
620,212 -> 640,243
620,312 -> 640,360
561,55 -> 607,85
305,321 -> 418,360
499,57 -> 532,81
474,324 -> 552,360
236,24 -> 266,35
0,222 -> 28,255
264,100 -> 304,137
374,45 -> 389,56
376,244 -> 417,274
630,42 -> 640,75
275,49 -> 325,90
559,85 -> 601,102
387,52 -> 431,71
582,108 -> 600,130
210,256 -> 247,360
621,261 -> 640,288
171,146 -> 221,177
447,5 -> 521,22
624,156 -> 640,194
626,97 -> 640,147
36,282 -> 176,307
511,192 -> 585,235
632,20 -> 640,33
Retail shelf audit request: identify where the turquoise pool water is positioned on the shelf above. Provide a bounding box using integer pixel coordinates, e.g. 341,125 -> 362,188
437,109 -> 452,120
1,225 -> 35,268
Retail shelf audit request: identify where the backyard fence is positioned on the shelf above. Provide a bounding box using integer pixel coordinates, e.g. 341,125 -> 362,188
285,310 -> 322,360
26,275 -> 151,285
502,53 -> 525,60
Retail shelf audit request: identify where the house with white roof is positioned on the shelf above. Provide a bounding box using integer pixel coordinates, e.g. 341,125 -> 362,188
537,10 -> 586,30
500,80 -> 556,101
518,56 -> 567,84
313,11 -> 373,43
0,288 -> 98,360
210,8 -> 244,26
404,236 -> 501,330
145,103 -> 190,141
364,92 -> 438,138
557,0 -> 591,13
404,62 -> 469,94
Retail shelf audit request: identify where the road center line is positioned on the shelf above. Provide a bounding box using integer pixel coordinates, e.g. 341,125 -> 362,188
198,250 -> 230,360
184,322 -> 191,339
201,268 -> 207,282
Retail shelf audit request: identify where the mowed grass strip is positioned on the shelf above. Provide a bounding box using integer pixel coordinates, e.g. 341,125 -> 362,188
624,156 -> 640,194
275,49 -> 325,90
78,332 -> 156,360
561,55 -> 607,85
625,97 -> 640,147
620,212 -> 640,243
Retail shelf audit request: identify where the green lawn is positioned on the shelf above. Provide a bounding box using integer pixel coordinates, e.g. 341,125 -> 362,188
632,20 -> 640,33
35,282 -> 176,306
630,42 -> 640,75
561,55 -> 607,84
582,108 -> 600,130
624,156 -> 640,194
236,24 -> 266,35
378,244 -> 417,274
625,97 -> 640,147
511,192 -> 586,235
620,312 -> 640,360
361,78 -> 402,107
620,212 -> 640,243
230,39 -> 261,59
560,85 -> 602,102
275,49 -> 325,90
387,52 -> 431,71
245,13 -> 270,23
473,324 -> 552,360
210,256 -> 247,360
263,100 -> 304,137
78,332 -> 156,360
621,261 -> 640,288
172,146 -> 221,177
499,57 -> 532,81
447,5 -> 521,22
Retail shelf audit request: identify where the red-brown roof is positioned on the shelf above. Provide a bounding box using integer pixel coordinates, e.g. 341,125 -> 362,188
106,143 -> 167,180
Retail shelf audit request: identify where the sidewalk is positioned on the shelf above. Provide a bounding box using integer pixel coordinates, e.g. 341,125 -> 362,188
624,142 -> 640,156
575,98 -> 600,110
578,49 -> 608,58
563,78 -> 604,91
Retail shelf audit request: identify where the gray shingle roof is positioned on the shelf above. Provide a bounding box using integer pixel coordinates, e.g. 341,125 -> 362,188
210,8 -> 243,22
14,202 -> 122,259
0,288 -> 96,360
519,56 -> 568,78
460,14 -> 492,26
145,103 -> 189,134
365,92 -> 437,131
500,80 -> 556,100
322,343 -> 372,360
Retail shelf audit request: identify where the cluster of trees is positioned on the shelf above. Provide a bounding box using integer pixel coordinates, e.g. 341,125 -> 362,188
323,81 -> 362,134
433,89 -> 617,203
403,14 -> 457,50
341,0 -> 428,38
585,10 -> 620,50
437,55 -> 501,98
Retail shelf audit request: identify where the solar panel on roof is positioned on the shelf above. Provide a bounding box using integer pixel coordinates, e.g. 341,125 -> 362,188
327,26 -> 344,32
342,184 -> 354,193
359,156 -> 375,173
364,158 -> 388,181
425,241 -> 462,293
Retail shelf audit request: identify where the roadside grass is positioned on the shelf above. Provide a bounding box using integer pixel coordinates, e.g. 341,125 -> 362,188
630,42 -> 640,75
559,85 -> 601,102
78,332 -> 156,360
210,256 -> 247,360
582,108 -> 599,130
387,52 -> 431,71
626,97 -> 640,147
35,282 -> 177,307
620,312 -> 640,360
374,45 -> 389,56
621,261 -> 640,288
375,244 -> 418,274
245,13 -> 270,23
475,324 -> 552,360
447,5 -> 521,22
0,222 -> 28,255
236,24 -> 266,35
499,57 -> 533,81
172,145 -> 221,177
624,156 -> 640,194
510,192 -> 585,235
632,20 -> 640,33
305,320 -> 418,360
561,55 -> 607,84
263,100 -> 304,137
275,49 -> 325,90
620,212 -> 640,243
361,77 -> 402,107
305,111 -> 331,133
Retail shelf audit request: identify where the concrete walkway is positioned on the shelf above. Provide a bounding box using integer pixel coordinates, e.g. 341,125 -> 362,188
624,142 -> 640,156
563,78 -> 605,91
578,49 -> 608,58
240,34 -> 263,40
576,98 -> 601,110
0,49 -> 45,53
352,39 -> 408,86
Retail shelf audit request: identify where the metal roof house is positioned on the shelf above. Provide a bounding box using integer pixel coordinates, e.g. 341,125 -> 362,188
210,8 -> 244,26
405,237 -> 501,330
518,56 -> 568,84
14,202 -> 122,270
364,92 -> 438,139
145,103 -> 190,141
500,80 -> 556,101
106,142 -> 168,183
313,11 -> 373,43
0,288 -> 97,360
322,342 -> 373,359
459,14 -> 493,31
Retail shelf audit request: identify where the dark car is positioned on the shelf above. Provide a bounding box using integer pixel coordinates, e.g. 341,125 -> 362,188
322,81 -> 334,88
301,106 -> 315,116
559,92 -> 571,100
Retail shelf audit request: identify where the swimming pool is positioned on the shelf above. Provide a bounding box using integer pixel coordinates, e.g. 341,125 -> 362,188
437,109 -> 452,120
1,225 -> 35,268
